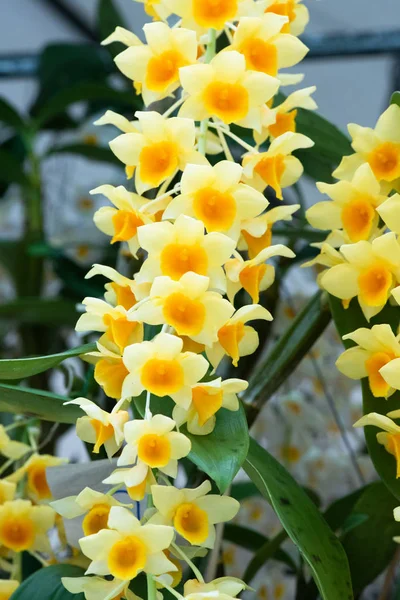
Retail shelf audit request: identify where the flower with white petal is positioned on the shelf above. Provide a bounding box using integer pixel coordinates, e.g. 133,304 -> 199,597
306,164 -> 387,243
85,264 -> 149,311
0,425 -> 30,461
179,51 -> 279,131
8,454 -> 66,502
132,272 -> 234,346
239,203 -> 299,258
334,105 -> 400,193
163,161 -> 268,241
336,324 -> 400,398
225,244 -> 295,304
136,215 -> 236,293
242,131 -> 314,199
109,112 -> 206,194
52,487 -> 132,537
64,397 -> 129,458
173,377 -> 248,435
90,185 -> 154,257
80,506 -> 176,581
113,22 -> 197,106
150,481 -> 239,547
206,304 -> 273,369
354,412 -> 400,478
319,232 -> 400,321
0,500 -> 55,552
183,577 -> 247,600
105,415 -> 191,489
76,297 -> 143,355
63,575 -> 140,600
122,333 -> 209,407
264,0 -> 309,36
227,14 -> 308,79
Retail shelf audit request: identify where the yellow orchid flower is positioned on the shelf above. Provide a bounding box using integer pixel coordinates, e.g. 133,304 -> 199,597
307,164 -> 388,243
104,414 -> 191,489
264,0 -> 309,36
0,426 -> 30,461
83,335 -> 130,400
132,272 -> 234,346
133,0 -> 171,20
319,232 -> 400,320
163,161 -> 268,240
354,412 -> 400,478
8,454 -> 66,502
206,304 -> 273,369
243,131 -> 314,199
85,264 -> 149,312
0,499 -> 55,552
179,51 -> 279,131
172,377 -> 247,435
136,215 -> 235,292
79,506 -> 176,581
0,580 -> 19,600
377,192 -> 400,235
150,480 -> 239,547
239,203 -> 299,258
336,324 -> 400,398
183,577 -> 247,600
0,480 -> 16,505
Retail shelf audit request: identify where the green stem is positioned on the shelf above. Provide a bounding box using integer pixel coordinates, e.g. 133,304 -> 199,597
171,541 -> 204,583
197,28 -> 217,156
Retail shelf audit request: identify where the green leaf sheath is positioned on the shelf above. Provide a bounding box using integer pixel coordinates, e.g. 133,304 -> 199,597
244,438 -> 353,600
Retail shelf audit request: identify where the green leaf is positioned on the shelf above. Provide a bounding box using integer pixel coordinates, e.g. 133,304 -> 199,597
97,0 -> 128,57
186,403 -> 249,493
243,529 -> 288,583
0,148 -> 29,187
231,481 -> 261,501
0,298 -> 78,326
47,143 -> 122,166
341,482 -> 400,595
329,295 -> 400,500
0,98 -> 27,132
11,564 -> 85,600
0,343 -> 95,380
244,437 -> 353,600
391,91 -> 400,108
0,384 -> 81,424
246,291 -> 331,424
323,486 -> 370,532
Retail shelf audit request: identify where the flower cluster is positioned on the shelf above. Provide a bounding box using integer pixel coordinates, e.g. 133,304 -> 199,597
0,1 -> 315,598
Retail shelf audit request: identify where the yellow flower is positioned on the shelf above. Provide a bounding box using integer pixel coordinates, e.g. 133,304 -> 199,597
126,469 -> 157,502
105,414 -> 191,489
319,232 -> 400,320
336,324 -> 400,398
227,13 -> 308,79
132,272 -> 234,346
377,192 -> 400,234
0,480 -> 16,505
90,185 -> 154,257
150,481 -> 239,547
52,487 -> 132,537
109,111 -> 206,194
179,51 -> 279,131
307,164 -> 387,243
183,577 -> 246,600
8,454 -> 66,502
0,580 -> 19,600
0,499 -> 55,552
255,85 -> 317,145
95,109 -> 138,134
225,243 -> 295,304
0,425 -> 30,460
172,377 -> 248,435
264,0 -> 309,36
136,215 -> 235,292
206,304 -> 273,369
84,336 -> 130,400
133,0 -> 171,20
85,264 -> 149,312
64,397 -> 129,458
122,333 -> 209,405
334,105 -> 400,192
113,23 -> 197,106
353,412 -> 400,478
63,575 -> 140,600
242,131 -> 314,199
76,298 -> 143,355
79,506 -> 176,581
239,203 -> 300,258
163,161 -> 268,240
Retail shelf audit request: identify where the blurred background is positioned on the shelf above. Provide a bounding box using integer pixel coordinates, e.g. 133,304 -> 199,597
0,2 -> 399,597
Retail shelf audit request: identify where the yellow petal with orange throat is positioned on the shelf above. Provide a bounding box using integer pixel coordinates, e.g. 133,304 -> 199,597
192,0 -> 238,29
384,432 -> 400,478
110,282 -> 137,310
160,243 -> 208,280
173,502 -> 209,545
108,535 -> 147,580
82,503 -> 111,536
266,0 -> 296,31
163,292 -> 206,335
368,141 -> 400,182
103,314 -> 139,353
111,210 -> 145,244
95,358 -> 129,399
242,227 -> 272,259
192,386 -> 223,426
239,263 -> 268,303
268,110 -> 297,139
203,81 -> 249,124
141,358 -> 184,396
139,141 -> 179,186
27,463 -> 51,500
217,322 -> 245,366
254,154 -> 285,199
193,187 -> 237,232
365,352 -> 394,397
138,433 -> 171,468
146,50 -> 187,92
91,420 -> 115,453
341,196 -> 376,242
239,38 -> 278,75
357,262 -> 393,307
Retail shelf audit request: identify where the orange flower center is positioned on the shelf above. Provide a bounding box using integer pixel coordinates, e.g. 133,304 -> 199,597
357,262 -> 393,307
94,357 -> 129,400
341,196 -> 375,242
90,420 -> 115,453
173,502 -> 209,544
268,110 -> 297,139
146,50 -> 186,91
82,503 -> 111,536
192,0 -> 238,29
192,385 -> 223,426
0,517 -> 34,551
265,0 -> 296,32
163,292 -> 206,335
111,210 -> 144,244
365,351 -> 395,397
217,321 -> 245,366
254,154 -> 286,199
239,38 -> 278,75
160,243 -> 208,280
368,141 -> 400,182
241,227 -> 272,259
141,357 -> 184,396
108,536 -> 147,580
138,433 -> 171,467
193,187 -> 237,232
27,465 -> 51,500
110,282 -> 137,311
139,141 -> 179,186
103,314 -> 139,353
239,263 -> 268,303
203,81 -> 249,124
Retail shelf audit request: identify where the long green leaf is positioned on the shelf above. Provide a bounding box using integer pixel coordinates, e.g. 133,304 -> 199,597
329,295 -> 400,500
11,564 -> 85,600
0,343 -> 95,380
341,482 -> 400,595
244,437 -> 353,600
0,298 -> 78,326
0,148 -> 29,187
0,384 -> 82,424
246,291 -> 331,424
0,98 -> 27,132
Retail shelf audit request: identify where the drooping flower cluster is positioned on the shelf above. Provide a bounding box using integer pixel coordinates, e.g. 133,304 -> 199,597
0,1 -> 315,598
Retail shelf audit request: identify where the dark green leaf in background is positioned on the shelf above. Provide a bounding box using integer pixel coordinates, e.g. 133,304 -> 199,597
47,143 -> 122,166
10,564 -> 85,600
0,298 -> 78,326
0,98 -> 27,132
391,91 -> 400,108
0,384 -> 81,423
0,148 -> 29,187
97,0 -> 128,57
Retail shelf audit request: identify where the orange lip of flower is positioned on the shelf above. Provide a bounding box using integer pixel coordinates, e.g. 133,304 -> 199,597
268,110 -> 297,139
365,351 -> 395,397
139,141 -> 179,186
203,81 -> 249,124
110,282 -> 137,311
341,196 -> 375,242
138,433 -> 171,467
368,141 -> 400,182
193,187 -> 237,232
27,464 -> 51,500
191,385 -> 223,425
146,50 -> 186,91
173,502 -> 209,545
108,535 -> 147,580
357,262 -> 393,307
82,503 -> 111,536
103,314 -> 139,353
239,263 -> 268,304
111,210 -> 145,244
242,227 -> 272,260
239,38 -> 278,75
163,292 -> 206,335
141,357 -> 184,396
192,0 -> 238,29
94,357 -> 129,400
217,321 -> 245,366
0,517 -> 35,552
254,154 -> 286,199
160,243 -> 208,280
